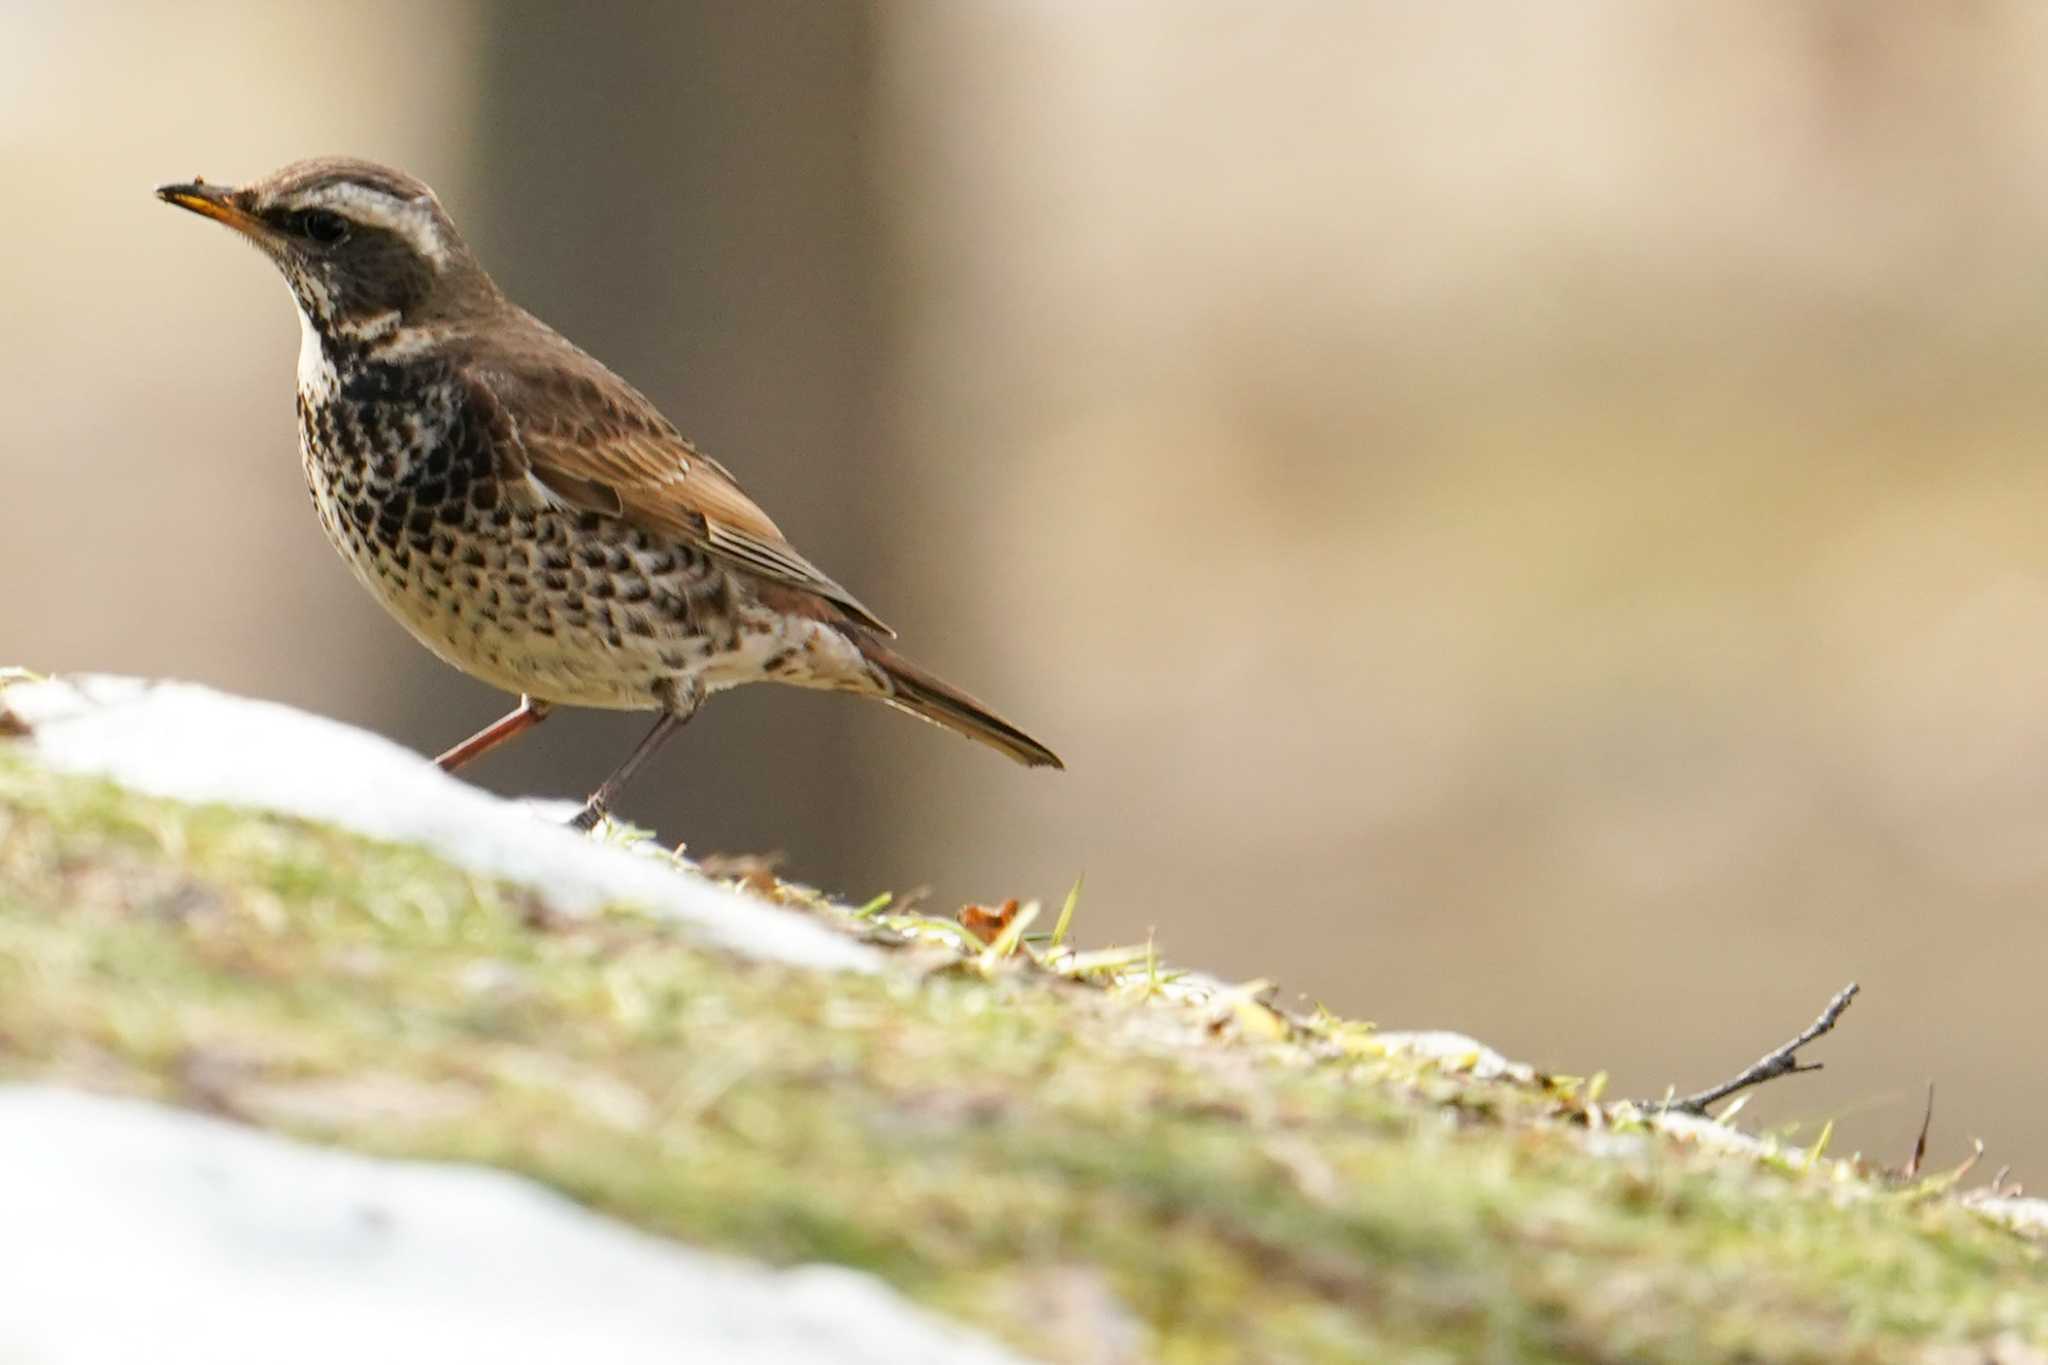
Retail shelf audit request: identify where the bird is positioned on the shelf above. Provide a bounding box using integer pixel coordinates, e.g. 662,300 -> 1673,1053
157,157 -> 1061,830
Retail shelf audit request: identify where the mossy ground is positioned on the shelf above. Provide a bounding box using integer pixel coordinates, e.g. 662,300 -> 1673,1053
0,746 -> 2044,1363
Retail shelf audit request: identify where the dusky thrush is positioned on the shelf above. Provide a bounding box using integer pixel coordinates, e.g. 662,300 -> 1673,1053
158,158 -> 1061,829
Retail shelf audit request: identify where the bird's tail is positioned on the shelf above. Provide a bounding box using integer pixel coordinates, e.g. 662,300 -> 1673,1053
857,638 -> 1064,770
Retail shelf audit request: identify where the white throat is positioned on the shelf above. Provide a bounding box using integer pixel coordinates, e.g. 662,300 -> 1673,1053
296,307 -> 336,402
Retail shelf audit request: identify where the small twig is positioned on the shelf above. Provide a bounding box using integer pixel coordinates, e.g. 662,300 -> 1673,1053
1641,982 -> 1860,1117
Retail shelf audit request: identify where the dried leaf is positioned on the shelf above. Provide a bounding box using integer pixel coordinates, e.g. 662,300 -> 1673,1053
976,901 -> 1041,973
958,898 -> 1021,945
697,851 -> 785,879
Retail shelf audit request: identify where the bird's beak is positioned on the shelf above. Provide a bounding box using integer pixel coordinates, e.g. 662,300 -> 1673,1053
155,180 -> 267,237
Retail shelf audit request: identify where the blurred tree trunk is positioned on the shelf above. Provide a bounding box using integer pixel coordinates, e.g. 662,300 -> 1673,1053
448,3 -> 891,883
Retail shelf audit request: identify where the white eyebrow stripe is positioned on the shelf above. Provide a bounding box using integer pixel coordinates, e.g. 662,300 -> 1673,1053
289,183 -> 452,269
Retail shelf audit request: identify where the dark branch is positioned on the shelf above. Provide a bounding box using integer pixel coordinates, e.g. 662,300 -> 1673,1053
1641,982 -> 1860,1117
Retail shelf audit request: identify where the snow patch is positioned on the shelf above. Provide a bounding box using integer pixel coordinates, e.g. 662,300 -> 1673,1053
3,675 -> 874,973
0,1085 -> 1027,1365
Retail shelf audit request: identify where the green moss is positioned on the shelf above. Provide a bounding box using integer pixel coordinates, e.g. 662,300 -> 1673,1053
0,747 -> 2043,1363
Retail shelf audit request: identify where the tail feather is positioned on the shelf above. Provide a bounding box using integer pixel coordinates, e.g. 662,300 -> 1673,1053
859,640 -> 1063,770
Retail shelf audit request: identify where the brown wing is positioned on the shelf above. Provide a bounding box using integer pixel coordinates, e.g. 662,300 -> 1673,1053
465,334 -> 894,636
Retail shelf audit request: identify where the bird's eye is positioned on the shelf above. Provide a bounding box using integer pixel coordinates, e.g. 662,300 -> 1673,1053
295,210 -> 351,245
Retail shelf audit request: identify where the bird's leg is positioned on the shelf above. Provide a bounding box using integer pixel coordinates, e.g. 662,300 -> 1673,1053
568,681 -> 703,832
437,695 -> 552,772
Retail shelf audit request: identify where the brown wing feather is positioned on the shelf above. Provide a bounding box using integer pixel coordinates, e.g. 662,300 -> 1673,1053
465,327 -> 894,636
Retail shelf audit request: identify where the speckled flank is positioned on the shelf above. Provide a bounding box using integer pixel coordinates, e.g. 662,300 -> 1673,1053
296,330 -> 882,711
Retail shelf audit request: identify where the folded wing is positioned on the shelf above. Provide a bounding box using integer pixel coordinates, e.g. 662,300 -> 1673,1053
465,341 -> 894,636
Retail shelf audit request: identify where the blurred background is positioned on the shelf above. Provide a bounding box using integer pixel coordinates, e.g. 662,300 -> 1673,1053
9,1 -> 2048,1164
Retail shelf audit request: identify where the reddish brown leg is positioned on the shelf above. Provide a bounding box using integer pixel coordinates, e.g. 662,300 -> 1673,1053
437,695 -> 553,772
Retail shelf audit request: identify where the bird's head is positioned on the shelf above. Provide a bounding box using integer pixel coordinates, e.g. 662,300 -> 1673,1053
157,157 -> 492,340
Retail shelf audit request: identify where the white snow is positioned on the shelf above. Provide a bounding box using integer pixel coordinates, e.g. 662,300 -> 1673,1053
0,1086 -> 1028,1365
1,674 -> 874,971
